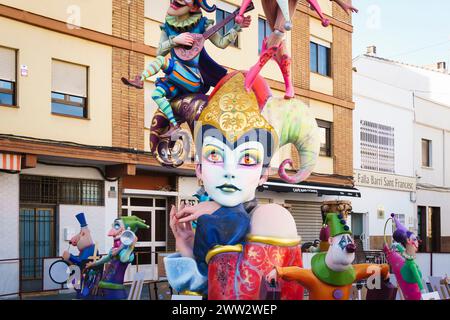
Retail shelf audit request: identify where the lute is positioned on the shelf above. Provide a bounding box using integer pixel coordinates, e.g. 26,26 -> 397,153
174,2 -> 255,61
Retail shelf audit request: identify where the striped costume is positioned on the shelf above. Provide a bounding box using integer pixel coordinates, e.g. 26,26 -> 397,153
141,13 -> 240,127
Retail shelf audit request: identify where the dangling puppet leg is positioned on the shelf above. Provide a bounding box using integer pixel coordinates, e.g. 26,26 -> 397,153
251,0 -> 296,97
307,0 -> 330,27
121,56 -> 170,89
274,40 -> 294,99
142,56 -> 170,81
151,85 -> 179,128
244,37 -> 279,92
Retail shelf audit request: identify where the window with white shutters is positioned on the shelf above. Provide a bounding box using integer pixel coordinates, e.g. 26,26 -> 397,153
0,47 -> 16,107
51,59 -> 88,118
360,120 -> 395,173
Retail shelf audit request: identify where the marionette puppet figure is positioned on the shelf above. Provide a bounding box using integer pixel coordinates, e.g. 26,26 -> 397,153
267,213 -> 390,300
164,71 -> 321,299
235,0 -> 357,98
86,216 -> 149,300
384,213 -> 424,300
62,213 -> 96,267
123,0 -> 251,138
61,213 -> 99,298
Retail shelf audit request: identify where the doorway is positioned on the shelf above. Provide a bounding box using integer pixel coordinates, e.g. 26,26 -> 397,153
427,207 -> 441,253
418,206 -> 427,252
351,212 -> 367,251
19,207 -> 56,292
121,195 -> 168,279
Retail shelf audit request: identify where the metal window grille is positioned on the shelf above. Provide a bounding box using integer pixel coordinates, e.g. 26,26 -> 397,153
20,175 -> 104,206
216,8 -> 239,48
360,120 -> 395,173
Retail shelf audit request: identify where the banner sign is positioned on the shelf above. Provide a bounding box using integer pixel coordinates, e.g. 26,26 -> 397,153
354,170 -> 416,192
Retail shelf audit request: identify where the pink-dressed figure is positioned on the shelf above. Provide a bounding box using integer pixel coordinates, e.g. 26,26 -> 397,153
384,213 -> 424,300
236,0 -> 358,99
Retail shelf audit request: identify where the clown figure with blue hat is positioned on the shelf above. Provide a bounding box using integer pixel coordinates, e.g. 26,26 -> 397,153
63,213 -> 97,268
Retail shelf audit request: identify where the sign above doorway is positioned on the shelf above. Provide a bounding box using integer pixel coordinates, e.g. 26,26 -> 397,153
354,170 -> 416,192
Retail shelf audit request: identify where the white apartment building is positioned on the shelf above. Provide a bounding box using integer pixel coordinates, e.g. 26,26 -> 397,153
352,48 -> 450,252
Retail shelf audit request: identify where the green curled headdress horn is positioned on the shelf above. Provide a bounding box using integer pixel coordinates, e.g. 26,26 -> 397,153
262,97 -> 320,184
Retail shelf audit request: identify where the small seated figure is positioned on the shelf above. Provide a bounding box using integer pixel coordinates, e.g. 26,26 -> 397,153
123,0 -> 250,136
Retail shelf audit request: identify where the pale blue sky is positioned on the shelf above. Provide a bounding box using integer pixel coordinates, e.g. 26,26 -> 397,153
352,0 -> 450,67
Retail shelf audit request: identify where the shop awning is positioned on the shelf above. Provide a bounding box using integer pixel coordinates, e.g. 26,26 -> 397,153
259,181 -> 361,198
0,153 -> 21,171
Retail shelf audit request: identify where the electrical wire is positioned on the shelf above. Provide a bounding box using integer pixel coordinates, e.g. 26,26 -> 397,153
387,40 -> 450,60
0,169 -> 20,175
127,1 -> 132,149
355,70 -> 450,96
36,160 -> 119,182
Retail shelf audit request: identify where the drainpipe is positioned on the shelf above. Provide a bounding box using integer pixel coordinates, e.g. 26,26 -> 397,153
430,252 -> 433,277
412,92 -> 417,176
443,129 -> 446,188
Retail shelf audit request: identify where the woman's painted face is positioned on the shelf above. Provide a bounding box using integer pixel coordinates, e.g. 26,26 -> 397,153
167,0 -> 193,16
197,136 -> 266,207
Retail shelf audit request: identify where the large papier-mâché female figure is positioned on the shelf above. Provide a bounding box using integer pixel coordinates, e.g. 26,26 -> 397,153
384,213 -> 424,300
163,71 -> 321,299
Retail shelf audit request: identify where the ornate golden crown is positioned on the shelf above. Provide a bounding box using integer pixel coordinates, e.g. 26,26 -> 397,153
194,72 -> 277,144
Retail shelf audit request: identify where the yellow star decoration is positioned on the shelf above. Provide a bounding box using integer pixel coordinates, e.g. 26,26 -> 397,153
195,72 -> 277,144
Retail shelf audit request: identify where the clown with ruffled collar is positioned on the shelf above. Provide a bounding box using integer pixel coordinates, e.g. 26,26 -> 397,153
267,213 -> 390,300
124,0 -> 251,138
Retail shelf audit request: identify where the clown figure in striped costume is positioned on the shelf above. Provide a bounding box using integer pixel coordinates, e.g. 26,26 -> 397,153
123,0 -> 251,137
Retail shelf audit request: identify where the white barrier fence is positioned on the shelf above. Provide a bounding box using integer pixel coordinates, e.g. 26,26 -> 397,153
416,253 -> 450,279
0,259 -> 20,298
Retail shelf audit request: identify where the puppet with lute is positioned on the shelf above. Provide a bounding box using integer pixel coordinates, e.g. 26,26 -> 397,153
122,0 -> 252,138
